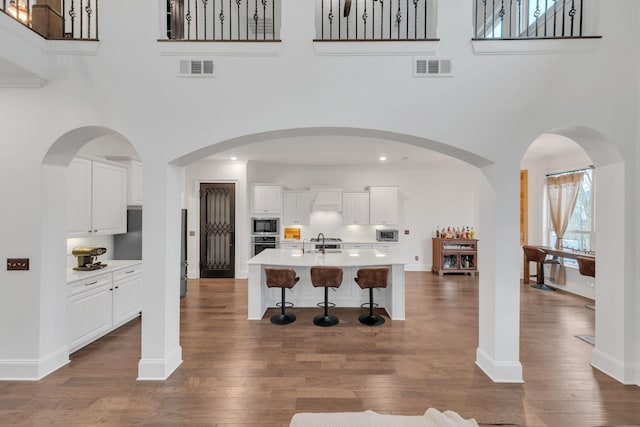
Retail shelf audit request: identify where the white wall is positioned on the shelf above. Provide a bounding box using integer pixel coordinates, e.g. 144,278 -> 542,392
0,0 -> 637,383
250,162 -> 479,271
521,140 -> 595,299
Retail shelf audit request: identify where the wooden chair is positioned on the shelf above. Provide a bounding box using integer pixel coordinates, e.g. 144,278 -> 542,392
310,266 -> 343,327
355,267 -> 389,326
522,246 -> 559,291
577,256 -> 596,310
265,267 -> 299,325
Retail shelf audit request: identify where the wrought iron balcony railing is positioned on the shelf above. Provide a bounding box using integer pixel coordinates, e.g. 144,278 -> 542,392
165,0 -> 281,41
315,0 -> 438,41
0,0 -> 98,40
473,0 -> 588,39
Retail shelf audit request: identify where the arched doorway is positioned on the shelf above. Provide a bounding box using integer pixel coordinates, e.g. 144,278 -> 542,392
144,126 -> 524,383
39,126 -> 142,376
519,126 -> 632,384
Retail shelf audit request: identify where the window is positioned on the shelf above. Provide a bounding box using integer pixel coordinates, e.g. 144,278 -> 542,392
545,167 -> 594,267
473,0 -> 585,39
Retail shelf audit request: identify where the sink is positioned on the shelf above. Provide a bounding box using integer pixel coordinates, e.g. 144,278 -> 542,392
316,249 -> 342,254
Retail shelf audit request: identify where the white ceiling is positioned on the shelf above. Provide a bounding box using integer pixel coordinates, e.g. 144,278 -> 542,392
205,136 -> 471,168
77,132 -> 586,168
522,133 -> 585,161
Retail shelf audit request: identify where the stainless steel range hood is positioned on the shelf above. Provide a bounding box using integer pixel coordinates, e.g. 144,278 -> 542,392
311,187 -> 343,211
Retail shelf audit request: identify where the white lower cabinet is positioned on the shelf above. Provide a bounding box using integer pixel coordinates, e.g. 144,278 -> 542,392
375,243 -> 400,255
67,263 -> 142,353
112,265 -> 143,328
68,273 -> 113,353
342,243 -> 373,249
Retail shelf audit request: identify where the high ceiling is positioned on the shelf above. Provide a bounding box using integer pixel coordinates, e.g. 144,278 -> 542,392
205,136 -> 471,168
78,132 -> 586,167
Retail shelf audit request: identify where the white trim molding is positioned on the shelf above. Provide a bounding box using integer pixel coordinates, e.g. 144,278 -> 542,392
313,40 -> 439,56
137,346 -> 183,381
591,347 -> 637,385
476,347 -> 524,383
158,41 -> 282,57
0,347 -> 69,381
472,37 -> 602,55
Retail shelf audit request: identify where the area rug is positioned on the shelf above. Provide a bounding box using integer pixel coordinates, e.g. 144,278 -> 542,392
576,335 -> 595,346
290,408 -> 479,427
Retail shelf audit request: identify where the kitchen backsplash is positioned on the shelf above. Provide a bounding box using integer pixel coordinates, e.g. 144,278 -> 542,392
282,211 -> 396,241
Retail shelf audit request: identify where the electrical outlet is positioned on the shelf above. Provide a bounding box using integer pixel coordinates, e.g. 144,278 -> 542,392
7,258 -> 29,271
404,229 -> 410,235
415,255 -> 419,261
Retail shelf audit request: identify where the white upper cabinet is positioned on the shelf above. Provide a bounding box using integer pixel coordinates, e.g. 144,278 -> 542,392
127,160 -> 143,206
66,157 -> 93,237
251,185 -> 282,214
67,158 -> 127,237
283,191 -> 311,225
342,192 -> 370,225
369,186 -> 399,225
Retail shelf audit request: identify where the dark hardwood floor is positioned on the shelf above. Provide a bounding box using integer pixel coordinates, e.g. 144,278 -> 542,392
1,273 -> 639,426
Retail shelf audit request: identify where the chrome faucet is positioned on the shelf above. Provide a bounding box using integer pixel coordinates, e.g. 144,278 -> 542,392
302,238 -> 308,254
317,232 -> 325,254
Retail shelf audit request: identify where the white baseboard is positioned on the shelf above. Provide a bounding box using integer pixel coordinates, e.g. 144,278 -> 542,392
591,347 -> 637,385
475,347 -> 523,383
137,345 -> 183,381
0,346 -> 69,380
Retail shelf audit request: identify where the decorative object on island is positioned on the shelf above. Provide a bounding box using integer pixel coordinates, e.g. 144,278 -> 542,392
264,267 -> 299,325
522,246 -> 560,291
432,238 -> 478,276
355,267 -> 390,326
310,266 -> 343,327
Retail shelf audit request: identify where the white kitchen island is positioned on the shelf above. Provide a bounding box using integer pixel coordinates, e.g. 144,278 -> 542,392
246,248 -> 406,321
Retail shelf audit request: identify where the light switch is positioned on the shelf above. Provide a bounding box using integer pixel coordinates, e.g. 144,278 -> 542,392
7,258 -> 29,271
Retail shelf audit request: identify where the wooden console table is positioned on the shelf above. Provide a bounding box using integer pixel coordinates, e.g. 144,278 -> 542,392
522,245 -> 595,285
432,238 -> 478,276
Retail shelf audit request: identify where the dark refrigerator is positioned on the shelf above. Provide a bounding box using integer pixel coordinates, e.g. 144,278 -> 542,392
114,207 -> 142,260
180,209 -> 188,298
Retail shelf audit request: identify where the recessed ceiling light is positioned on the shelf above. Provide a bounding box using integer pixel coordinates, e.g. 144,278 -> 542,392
231,157 -> 238,161
379,156 -> 387,161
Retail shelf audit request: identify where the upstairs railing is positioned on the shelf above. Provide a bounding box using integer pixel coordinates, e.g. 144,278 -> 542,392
165,0 -> 281,41
315,0 -> 438,41
473,0 -> 587,39
0,0 -> 98,40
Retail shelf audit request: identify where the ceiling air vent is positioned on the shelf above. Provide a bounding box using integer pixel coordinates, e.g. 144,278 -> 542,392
413,58 -> 452,77
179,60 -> 215,77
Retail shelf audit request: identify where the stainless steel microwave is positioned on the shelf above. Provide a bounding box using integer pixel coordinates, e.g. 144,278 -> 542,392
376,229 -> 398,242
251,217 -> 279,235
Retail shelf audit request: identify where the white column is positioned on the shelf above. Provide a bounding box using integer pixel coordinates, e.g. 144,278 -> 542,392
247,264 -> 267,320
137,161 -> 183,380
591,163 -> 636,384
476,164 -> 523,383
388,264 -> 406,320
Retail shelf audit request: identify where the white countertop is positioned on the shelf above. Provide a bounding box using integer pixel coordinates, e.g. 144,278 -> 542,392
247,248 -> 404,267
280,239 -> 398,245
67,260 -> 142,283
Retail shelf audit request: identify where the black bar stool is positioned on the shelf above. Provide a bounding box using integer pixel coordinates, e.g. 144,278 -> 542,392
310,266 -> 343,327
577,256 -> 596,310
265,267 -> 299,325
355,266 -> 389,326
522,246 -> 559,291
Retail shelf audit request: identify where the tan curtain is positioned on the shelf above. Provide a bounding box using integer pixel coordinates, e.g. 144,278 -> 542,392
546,172 -> 584,249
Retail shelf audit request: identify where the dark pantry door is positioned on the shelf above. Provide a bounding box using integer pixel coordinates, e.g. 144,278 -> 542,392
200,183 -> 235,278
